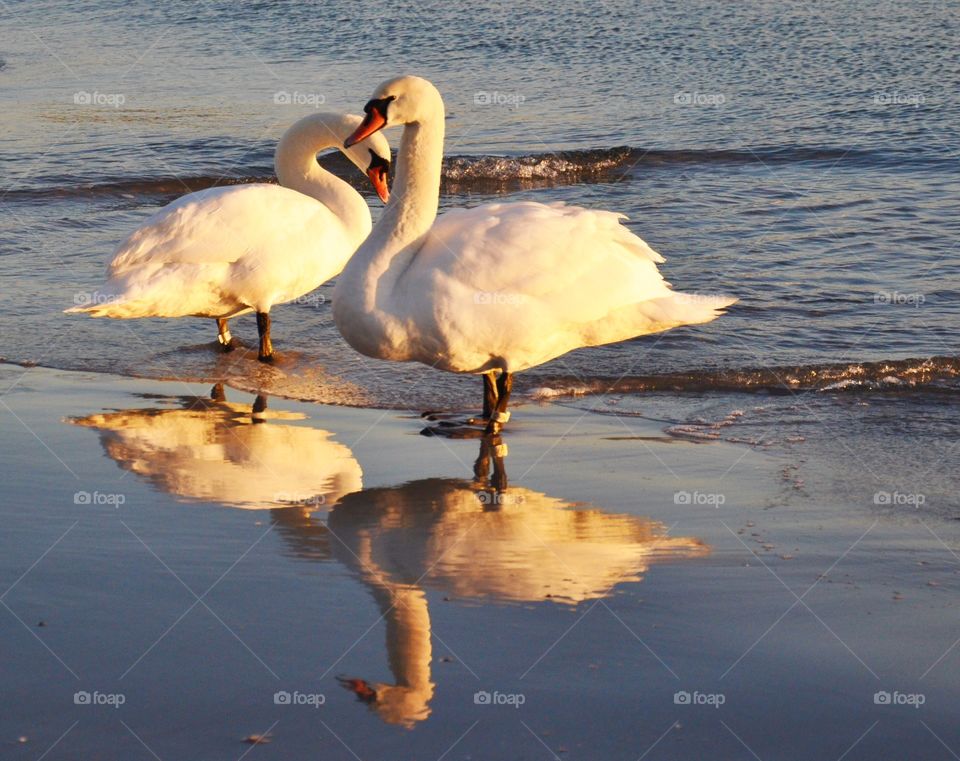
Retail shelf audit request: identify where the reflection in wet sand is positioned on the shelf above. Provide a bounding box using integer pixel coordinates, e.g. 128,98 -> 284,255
70,400 -> 707,729
280,439 -> 708,727
67,385 -> 362,509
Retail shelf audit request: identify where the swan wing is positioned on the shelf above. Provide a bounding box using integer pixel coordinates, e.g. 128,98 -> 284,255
107,184 -> 342,272
399,201 -> 734,371
69,184 -> 359,318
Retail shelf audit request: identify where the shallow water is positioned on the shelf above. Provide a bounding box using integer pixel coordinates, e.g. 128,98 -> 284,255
1,6 -> 958,495
3,368 -> 960,759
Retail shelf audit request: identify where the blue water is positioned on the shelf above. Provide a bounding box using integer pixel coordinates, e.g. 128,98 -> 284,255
0,0 -> 958,495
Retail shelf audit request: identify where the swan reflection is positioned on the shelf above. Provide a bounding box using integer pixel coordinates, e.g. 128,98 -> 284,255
282,439 -> 708,727
69,397 -> 707,728
67,384 -> 362,510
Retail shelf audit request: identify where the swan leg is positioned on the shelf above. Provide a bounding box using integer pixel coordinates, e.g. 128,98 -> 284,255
256,311 -> 274,362
216,318 -> 234,352
482,372 -> 498,420
485,373 -> 512,435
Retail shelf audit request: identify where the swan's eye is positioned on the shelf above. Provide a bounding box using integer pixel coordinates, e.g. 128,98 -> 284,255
364,95 -> 396,120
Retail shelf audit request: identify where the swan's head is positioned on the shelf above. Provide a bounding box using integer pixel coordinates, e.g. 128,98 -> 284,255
340,114 -> 392,203
344,75 -> 442,148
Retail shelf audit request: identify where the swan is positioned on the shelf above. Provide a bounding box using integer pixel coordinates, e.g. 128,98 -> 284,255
66,112 -> 391,362
336,76 -> 736,432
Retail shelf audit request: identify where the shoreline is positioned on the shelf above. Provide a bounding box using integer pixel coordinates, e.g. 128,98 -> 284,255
2,365 -> 958,759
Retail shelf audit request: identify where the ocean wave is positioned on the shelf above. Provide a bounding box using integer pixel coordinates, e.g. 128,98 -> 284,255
2,145 -> 923,202
524,356 -> 960,398
7,355 -> 958,412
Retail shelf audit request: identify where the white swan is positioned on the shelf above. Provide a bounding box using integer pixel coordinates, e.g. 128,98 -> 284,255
66,112 -> 391,362
336,76 -> 736,432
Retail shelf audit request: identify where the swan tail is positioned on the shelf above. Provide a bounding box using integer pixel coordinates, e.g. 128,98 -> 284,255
639,292 -> 738,329
64,261 -> 238,318
64,296 -> 154,318
577,292 -> 736,349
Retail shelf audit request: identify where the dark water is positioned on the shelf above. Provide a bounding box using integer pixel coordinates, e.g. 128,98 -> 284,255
1,2 -> 958,496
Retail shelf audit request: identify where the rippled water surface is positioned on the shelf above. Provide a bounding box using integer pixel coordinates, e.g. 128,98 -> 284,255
1,0 -> 958,500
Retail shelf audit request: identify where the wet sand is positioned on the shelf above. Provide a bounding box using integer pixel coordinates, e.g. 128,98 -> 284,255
1,364 -> 958,759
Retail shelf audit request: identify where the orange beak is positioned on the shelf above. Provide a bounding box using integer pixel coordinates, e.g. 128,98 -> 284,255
344,105 -> 387,148
367,166 -> 390,203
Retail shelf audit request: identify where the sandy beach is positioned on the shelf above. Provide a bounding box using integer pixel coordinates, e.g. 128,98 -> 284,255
1,363 -> 957,759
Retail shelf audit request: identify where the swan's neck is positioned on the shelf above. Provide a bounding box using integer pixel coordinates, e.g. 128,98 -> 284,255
274,115 -> 370,240
340,106 -> 445,309
388,116 -> 444,242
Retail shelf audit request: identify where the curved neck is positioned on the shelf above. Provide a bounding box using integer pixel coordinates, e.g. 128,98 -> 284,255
387,115 -> 445,242
274,114 -> 370,239
339,102 -> 445,310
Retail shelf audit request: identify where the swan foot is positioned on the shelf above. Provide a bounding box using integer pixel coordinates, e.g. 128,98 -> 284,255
216,319 -> 235,352
483,412 -> 511,435
421,371 -> 513,436
421,410 -> 489,424
419,411 -> 494,438
420,424 -> 489,439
